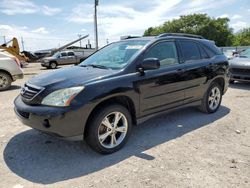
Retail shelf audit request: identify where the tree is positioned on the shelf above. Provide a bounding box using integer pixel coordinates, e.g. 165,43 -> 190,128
233,28 -> 250,46
143,14 -> 234,46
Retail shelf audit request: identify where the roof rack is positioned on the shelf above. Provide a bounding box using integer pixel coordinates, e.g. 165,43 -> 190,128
120,35 -> 141,40
158,33 -> 204,39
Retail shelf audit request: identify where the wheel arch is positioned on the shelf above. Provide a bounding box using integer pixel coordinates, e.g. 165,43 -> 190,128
0,69 -> 13,81
84,95 -> 137,138
211,76 -> 225,93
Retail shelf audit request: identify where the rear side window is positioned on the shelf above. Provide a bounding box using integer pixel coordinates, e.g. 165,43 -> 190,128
179,41 -> 201,61
144,41 -> 179,67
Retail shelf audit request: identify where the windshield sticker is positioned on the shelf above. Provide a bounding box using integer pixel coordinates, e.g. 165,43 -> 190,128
125,45 -> 143,50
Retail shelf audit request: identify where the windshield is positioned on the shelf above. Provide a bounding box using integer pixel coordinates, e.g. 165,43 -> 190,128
52,52 -> 60,58
240,48 -> 250,58
80,40 -> 150,70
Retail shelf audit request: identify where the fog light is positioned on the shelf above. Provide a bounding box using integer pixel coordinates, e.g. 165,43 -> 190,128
43,119 -> 51,128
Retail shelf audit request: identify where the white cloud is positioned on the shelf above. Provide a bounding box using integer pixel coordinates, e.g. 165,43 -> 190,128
231,21 -> 249,32
0,24 -> 69,51
218,14 -> 229,18
66,0 -> 182,43
66,4 -> 94,24
231,14 -> 242,20
42,5 -> 62,16
0,24 -> 14,31
0,0 -> 61,16
31,27 -> 49,34
179,0 -> 236,15
0,0 -> 38,15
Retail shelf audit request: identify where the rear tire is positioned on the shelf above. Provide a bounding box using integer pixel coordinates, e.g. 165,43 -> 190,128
0,72 -> 12,91
199,82 -> 222,113
85,105 -> 132,154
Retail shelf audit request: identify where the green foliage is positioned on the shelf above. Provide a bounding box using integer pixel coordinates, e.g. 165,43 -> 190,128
233,28 -> 250,46
143,14 -> 234,46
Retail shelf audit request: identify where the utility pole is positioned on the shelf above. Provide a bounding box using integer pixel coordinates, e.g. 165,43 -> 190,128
78,34 -> 82,47
21,37 -> 25,51
94,0 -> 99,51
3,36 -> 6,44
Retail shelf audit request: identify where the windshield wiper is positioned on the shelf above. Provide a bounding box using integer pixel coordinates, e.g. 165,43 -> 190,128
80,64 -> 110,69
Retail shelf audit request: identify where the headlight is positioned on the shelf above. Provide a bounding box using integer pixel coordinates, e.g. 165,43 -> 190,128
41,86 -> 84,107
43,60 -> 49,63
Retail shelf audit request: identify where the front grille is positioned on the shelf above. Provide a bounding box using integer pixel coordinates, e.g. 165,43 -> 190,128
16,109 -> 30,119
21,83 -> 44,100
230,68 -> 250,74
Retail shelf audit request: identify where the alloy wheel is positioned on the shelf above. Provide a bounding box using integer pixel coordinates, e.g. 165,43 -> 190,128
208,86 -> 221,110
0,74 -> 8,89
98,112 -> 128,149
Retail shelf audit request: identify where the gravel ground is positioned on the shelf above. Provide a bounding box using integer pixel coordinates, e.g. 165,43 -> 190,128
0,63 -> 249,188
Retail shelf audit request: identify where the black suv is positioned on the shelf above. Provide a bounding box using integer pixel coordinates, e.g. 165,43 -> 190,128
14,33 -> 229,154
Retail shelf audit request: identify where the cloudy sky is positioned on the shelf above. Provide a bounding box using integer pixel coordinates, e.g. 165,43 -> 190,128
0,0 -> 250,51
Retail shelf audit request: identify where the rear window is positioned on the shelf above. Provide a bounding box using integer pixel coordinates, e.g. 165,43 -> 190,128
200,40 -> 222,57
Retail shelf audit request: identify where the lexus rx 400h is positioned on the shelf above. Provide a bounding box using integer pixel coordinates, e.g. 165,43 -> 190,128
14,33 -> 229,154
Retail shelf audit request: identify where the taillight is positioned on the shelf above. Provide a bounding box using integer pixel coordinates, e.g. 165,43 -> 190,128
13,57 -> 21,67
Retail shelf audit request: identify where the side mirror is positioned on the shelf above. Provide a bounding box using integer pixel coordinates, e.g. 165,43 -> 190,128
140,58 -> 160,71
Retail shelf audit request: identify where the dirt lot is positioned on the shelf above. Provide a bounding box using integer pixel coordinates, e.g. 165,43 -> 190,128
0,63 -> 249,188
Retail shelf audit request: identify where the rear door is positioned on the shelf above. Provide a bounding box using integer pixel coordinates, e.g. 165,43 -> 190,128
137,40 -> 187,116
177,39 -> 212,104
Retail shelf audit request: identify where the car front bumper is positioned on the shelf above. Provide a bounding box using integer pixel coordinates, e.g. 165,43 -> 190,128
230,73 -> 250,82
14,95 -> 93,140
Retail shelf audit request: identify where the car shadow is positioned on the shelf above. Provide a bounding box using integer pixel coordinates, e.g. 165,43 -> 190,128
229,82 -> 250,91
3,106 -> 230,184
0,85 -> 21,92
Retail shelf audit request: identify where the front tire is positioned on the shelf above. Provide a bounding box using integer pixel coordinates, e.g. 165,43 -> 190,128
200,82 -> 222,113
50,62 -> 57,69
0,72 -> 12,91
85,105 -> 132,154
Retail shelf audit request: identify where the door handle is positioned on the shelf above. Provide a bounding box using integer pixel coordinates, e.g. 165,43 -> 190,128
176,68 -> 184,74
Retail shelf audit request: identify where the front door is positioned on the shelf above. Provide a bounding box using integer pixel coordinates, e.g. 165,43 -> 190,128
137,41 -> 187,116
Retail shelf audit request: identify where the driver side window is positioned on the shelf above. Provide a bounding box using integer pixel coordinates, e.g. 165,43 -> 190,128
144,41 -> 179,67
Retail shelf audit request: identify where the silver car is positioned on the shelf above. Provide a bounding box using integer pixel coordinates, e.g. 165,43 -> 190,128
229,48 -> 250,83
0,50 -> 24,90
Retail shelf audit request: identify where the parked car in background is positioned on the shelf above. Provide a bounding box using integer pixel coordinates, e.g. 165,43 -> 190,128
0,50 -> 23,91
229,48 -> 250,83
41,51 -> 86,69
14,33 -> 229,154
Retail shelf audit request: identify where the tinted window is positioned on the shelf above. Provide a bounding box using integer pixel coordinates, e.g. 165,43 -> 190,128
144,41 -> 178,67
199,45 -> 210,59
68,52 -> 75,56
203,46 -> 216,57
61,52 -> 67,57
180,41 -> 201,61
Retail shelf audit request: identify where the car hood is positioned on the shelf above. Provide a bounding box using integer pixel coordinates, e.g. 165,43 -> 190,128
27,66 -> 117,88
229,57 -> 250,68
